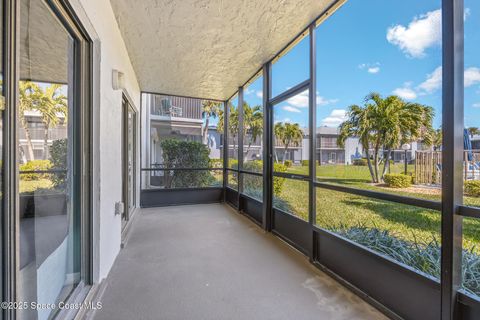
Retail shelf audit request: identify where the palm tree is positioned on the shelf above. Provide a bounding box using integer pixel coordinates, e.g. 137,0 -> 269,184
18,81 -> 42,161
242,103 -> 263,154
432,127 -> 442,151
338,104 -> 377,182
338,93 -> 434,183
201,100 -> 222,144
468,127 -> 480,137
274,122 -> 303,164
217,103 -> 239,162
38,84 -> 68,159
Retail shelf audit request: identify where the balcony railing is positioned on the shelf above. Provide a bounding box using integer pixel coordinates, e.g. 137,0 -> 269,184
18,127 -> 67,141
151,95 -> 202,120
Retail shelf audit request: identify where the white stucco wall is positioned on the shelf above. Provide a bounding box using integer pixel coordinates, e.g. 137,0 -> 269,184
73,0 -> 141,281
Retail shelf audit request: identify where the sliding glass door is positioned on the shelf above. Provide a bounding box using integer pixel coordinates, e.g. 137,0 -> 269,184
16,0 -> 91,319
123,97 -> 136,227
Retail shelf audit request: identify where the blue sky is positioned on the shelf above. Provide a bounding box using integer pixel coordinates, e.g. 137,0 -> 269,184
242,0 -> 480,130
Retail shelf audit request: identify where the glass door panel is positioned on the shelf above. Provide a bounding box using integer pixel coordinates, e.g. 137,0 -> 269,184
18,0 -> 80,318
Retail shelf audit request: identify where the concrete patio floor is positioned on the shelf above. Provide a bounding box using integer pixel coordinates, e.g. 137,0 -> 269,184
90,203 -> 388,320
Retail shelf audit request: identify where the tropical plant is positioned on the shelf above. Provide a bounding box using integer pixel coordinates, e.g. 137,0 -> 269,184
383,173 -> 412,188
338,93 -> 434,183
274,122 -> 304,164
217,102 -> 239,155
160,139 -> 214,188
432,127 -> 442,151
332,225 -> 480,296
468,127 -> 480,137
19,160 -> 52,181
201,100 -> 222,144
18,81 -> 42,160
243,103 -> 263,154
49,139 -> 68,189
38,84 -> 68,159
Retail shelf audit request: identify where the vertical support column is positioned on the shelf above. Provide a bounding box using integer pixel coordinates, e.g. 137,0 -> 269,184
238,87 -> 244,203
223,100 -> 229,201
262,63 -> 272,231
441,0 -> 464,319
3,0 -> 18,318
308,24 -> 317,262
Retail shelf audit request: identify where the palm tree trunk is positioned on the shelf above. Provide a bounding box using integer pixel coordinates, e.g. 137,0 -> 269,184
23,125 -> 35,161
373,148 -> 380,183
202,118 -> 210,144
283,144 -> 289,164
365,149 -> 376,183
382,149 -> 392,180
43,121 -> 50,160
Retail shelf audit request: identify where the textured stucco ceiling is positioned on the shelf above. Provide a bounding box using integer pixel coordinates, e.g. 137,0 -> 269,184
110,0 -> 336,100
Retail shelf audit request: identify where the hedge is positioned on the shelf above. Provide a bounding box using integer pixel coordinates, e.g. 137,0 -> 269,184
383,173 -> 412,188
160,139 -> 215,188
465,180 -> 480,197
19,160 -> 52,181
352,158 -> 368,166
301,160 -> 309,167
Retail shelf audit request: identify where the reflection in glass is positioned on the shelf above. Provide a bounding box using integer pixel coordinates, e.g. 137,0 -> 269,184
463,0 -> 480,209
18,0 -> 78,318
0,0 -> 3,305
462,0 -> 480,300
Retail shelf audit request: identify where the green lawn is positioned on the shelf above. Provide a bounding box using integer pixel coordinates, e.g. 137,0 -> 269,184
273,163 -> 480,253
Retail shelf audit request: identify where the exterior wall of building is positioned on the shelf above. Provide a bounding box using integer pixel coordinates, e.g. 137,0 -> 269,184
74,0 -> 141,281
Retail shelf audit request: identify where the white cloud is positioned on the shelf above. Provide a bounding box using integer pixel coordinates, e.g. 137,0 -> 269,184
393,85 -> 417,100
321,109 -> 347,127
465,67 -> 480,87
287,91 -> 309,108
256,90 -> 263,98
417,66 -> 442,93
473,103 -> 480,108
358,63 -> 367,69
244,87 -> 254,95
359,62 -> 380,74
286,90 -> 338,108
387,9 -> 441,58
282,105 -> 301,113
416,66 -> 480,94
317,96 -> 339,106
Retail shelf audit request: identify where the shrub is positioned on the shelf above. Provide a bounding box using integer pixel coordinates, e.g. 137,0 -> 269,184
284,160 -> 292,168
384,173 -> 412,188
209,158 -> 223,168
332,225 -> 480,296
49,139 -> 68,188
301,160 -> 309,167
20,160 -> 52,181
243,160 -> 262,173
465,180 -> 480,197
160,139 -> 215,188
228,159 -> 239,170
352,158 -> 368,166
273,163 -> 287,195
